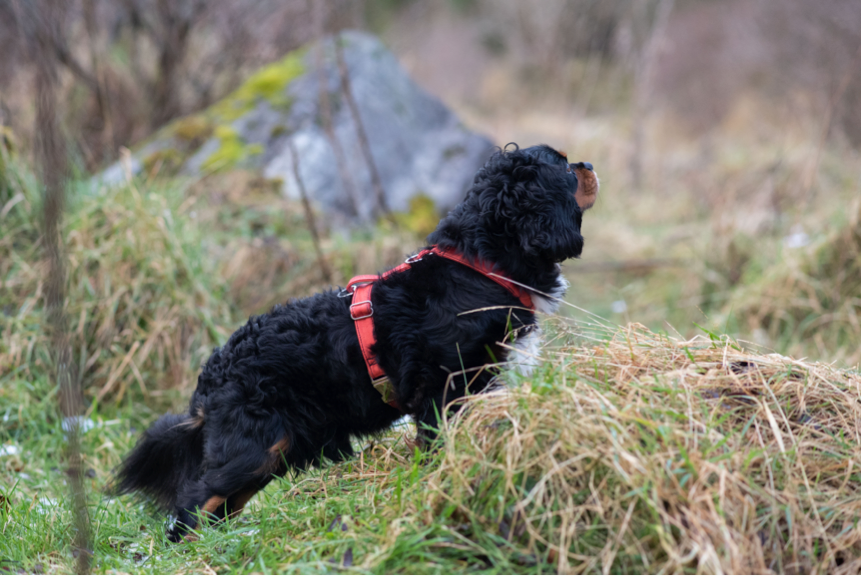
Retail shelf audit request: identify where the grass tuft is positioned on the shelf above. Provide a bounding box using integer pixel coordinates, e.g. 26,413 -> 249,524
717,207 -> 861,363
413,323 -> 860,573
1,163 -> 427,408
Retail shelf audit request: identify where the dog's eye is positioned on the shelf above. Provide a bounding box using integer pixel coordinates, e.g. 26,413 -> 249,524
566,164 -> 572,173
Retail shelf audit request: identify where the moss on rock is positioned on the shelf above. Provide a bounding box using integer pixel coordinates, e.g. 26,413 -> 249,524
202,126 -> 264,173
393,194 -> 440,237
211,52 -> 305,121
270,124 -> 289,139
172,115 -> 214,144
154,52 -> 305,174
142,148 -> 184,177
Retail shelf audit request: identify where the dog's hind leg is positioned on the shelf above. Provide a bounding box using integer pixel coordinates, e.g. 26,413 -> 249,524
321,429 -> 353,463
208,431 -> 353,525
168,434 -> 292,542
224,489 -> 258,520
217,435 -> 294,522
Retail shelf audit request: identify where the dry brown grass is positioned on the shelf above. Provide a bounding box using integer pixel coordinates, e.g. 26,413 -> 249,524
397,322 -> 862,574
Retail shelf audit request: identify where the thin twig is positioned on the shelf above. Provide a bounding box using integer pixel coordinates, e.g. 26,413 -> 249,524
311,0 -> 361,217
287,138 -> 332,284
333,34 -> 392,220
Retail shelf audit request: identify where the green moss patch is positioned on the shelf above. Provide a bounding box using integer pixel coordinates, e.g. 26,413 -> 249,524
201,126 -> 264,173
270,124 -> 289,139
393,194 -> 440,237
125,49 -> 306,178
172,114 -> 214,144
211,52 -> 305,121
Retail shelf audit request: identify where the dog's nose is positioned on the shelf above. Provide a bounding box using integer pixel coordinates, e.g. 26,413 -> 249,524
579,162 -> 594,171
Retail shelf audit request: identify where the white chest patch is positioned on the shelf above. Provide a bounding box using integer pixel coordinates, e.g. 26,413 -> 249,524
530,270 -> 569,315
510,328 -> 543,376
508,270 -> 569,376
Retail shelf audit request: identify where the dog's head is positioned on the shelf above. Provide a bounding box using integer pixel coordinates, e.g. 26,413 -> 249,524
429,144 -> 598,268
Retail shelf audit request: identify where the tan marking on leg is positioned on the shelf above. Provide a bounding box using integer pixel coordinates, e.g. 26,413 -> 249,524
269,436 -> 290,455
227,490 -> 257,519
256,436 -> 291,474
202,495 -> 226,515
186,495 -> 228,535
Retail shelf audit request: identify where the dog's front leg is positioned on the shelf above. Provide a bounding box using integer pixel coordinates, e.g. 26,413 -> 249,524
414,391 -> 446,449
413,368 -> 498,449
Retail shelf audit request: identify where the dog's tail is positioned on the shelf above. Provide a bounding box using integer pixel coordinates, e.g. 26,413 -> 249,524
110,413 -> 205,511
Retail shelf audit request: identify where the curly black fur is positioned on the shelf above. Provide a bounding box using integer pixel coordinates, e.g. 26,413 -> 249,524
111,144 -> 597,541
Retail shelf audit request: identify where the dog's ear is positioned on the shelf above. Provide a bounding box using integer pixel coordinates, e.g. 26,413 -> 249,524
521,209 -> 584,261
474,148 -> 538,227
573,164 -> 599,210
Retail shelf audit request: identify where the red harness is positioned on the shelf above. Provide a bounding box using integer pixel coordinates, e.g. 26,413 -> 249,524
343,245 -> 535,411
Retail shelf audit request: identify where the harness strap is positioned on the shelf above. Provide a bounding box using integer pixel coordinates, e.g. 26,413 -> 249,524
346,246 -> 535,411
430,246 -> 534,309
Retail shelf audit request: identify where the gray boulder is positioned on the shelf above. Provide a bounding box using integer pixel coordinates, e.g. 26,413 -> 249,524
95,31 -> 493,224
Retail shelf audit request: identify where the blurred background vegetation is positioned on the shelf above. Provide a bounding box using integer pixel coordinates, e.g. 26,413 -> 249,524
0,0 -> 859,411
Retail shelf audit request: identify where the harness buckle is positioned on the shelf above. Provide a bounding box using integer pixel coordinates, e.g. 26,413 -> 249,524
350,300 -> 373,320
337,287 -> 354,298
404,252 -> 425,264
372,375 -> 397,404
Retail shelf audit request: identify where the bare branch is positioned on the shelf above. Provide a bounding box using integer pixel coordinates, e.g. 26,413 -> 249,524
334,36 -> 391,219
312,0 -> 360,217
288,138 -> 332,284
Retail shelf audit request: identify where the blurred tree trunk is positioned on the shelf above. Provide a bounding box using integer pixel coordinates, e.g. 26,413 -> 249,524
14,0 -> 105,117
150,0 -> 202,128
83,0 -> 115,156
31,1 -> 91,571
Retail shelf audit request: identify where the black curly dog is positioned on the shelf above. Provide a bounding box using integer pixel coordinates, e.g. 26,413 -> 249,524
112,144 -> 598,541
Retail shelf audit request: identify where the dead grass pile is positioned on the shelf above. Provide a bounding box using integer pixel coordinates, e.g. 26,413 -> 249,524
418,323 -> 860,574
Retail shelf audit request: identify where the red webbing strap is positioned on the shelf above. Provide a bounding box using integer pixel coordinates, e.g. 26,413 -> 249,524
429,246 -> 534,310
350,279 -> 404,410
347,246 -> 535,412
350,282 -> 383,380
345,248 -> 433,292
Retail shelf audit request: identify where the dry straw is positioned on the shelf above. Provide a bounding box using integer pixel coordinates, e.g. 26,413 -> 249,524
413,322 -> 860,574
